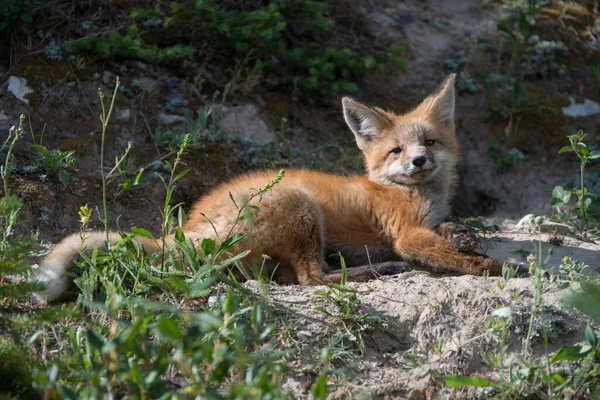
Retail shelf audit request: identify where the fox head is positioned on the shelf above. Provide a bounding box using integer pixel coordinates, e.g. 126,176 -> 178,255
342,74 -> 458,188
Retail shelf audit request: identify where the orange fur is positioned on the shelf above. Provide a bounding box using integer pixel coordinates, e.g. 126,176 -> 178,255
33,74 -> 520,303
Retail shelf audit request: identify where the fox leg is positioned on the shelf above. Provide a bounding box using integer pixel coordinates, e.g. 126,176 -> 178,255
394,227 -> 525,276
247,188 -> 403,284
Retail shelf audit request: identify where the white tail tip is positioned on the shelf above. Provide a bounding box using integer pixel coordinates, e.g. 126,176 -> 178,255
32,259 -> 70,303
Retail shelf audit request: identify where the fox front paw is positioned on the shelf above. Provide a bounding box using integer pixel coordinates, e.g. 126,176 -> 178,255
436,222 -> 479,253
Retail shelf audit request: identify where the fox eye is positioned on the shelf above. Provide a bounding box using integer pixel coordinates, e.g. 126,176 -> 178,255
390,147 -> 402,155
424,139 -> 435,147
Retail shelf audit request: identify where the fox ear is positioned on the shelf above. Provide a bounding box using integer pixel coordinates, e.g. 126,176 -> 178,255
342,97 -> 391,146
422,74 -> 456,125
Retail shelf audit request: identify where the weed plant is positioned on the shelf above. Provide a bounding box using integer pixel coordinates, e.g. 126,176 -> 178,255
312,257 -> 385,397
29,145 -> 74,187
314,257 -> 386,355
0,116 -> 41,306
66,0 -> 405,95
551,130 -> 600,234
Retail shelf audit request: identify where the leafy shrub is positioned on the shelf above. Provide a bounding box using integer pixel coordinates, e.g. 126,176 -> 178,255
0,0 -> 46,33
66,0 -> 405,94
29,145 -> 74,187
66,25 -> 196,64
32,290 -> 290,399
551,130 -> 600,233
0,117 -> 40,306
0,344 -> 40,400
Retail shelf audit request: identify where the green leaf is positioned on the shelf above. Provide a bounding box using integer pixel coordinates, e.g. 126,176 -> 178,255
558,146 -> 572,154
58,169 -> 70,187
551,186 -> 572,208
178,206 -> 186,227
85,329 -> 106,353
513,82 -> 524,106
340,254 -> 348,285
134,168 -> 144,184
311,374 -> 328,399
588,151 -> 600,160
551,345 -> 592,363
167,276 -> 189,294
27,330 -> 44,346
444,375 -> 495,388
131,226 -> 155,238
29,144 -> 51,158
201,238 -> 216,257
191,312 -> 222,329
251,304 -> 263,330
515,367 -> 533,380
228,192 -> 238,208
527,95 -> 542,107
314,306 -> 334,317
174,228 -> 185,242
216,232 -> 246,256
224,288 -> 235,314
173,169 -> 189,182
550,373 -> 566,384
585,320 -> 598,348
158,317 -> 182,340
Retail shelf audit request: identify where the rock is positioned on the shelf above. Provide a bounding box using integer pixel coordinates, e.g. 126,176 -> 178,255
158,113 -> 186,125
393,12 -> 414,25
114,109 -> 131,122
562,97 -> 600,117
296,330 -> 313,342
134,77 -> 158,93
407,390 -> 425,400
514,214 -> 575,235
7,76 -> 34,105
0,110 -> 8,121
218,104 -> 277,143
207,294 -> 226,308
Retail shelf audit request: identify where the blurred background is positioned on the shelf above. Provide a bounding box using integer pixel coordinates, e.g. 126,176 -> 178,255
1,0 -> 599,240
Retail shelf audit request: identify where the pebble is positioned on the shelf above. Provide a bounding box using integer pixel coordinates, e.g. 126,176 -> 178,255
7,76 -> 33,105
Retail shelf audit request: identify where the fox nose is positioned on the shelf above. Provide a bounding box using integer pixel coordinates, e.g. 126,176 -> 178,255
412,156 -> 427,167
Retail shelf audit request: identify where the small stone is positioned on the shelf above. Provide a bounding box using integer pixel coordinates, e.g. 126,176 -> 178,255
158,113 -> 186,125
7,76 -> 34,105
296,330 -> 313,342
207,294 -> 226,308
217,103 -> 277,143
539,221 -> 575,235
562,97 -> 600,117
514,214 -> 574,235
407,389 -> 425,400
393,12 -> 414,25
0,110 -> 8,122
135,77 -> 158,93
114,109 -> 131,122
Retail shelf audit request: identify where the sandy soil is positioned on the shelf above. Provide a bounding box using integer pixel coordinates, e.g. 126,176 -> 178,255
244,220 -> 600,398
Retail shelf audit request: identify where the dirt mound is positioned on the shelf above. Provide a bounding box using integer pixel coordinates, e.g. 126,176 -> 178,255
245,227 -> 600,398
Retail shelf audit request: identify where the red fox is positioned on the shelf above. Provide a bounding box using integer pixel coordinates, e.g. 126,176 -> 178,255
34,74 -> 523,302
